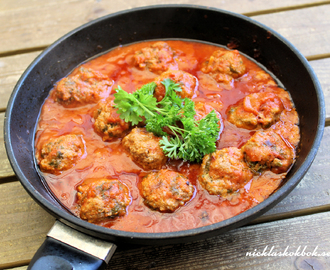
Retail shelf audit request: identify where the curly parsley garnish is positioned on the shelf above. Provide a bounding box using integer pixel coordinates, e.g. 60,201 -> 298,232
114,79 -> 220,163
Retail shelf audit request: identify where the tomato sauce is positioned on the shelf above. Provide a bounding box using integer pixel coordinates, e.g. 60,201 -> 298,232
35,40 -> 296,232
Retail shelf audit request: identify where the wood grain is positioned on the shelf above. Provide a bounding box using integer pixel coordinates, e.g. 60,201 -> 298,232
0,0 -> 324,13
0,114 -> 14,179
0,1 -> 329,56
253,5 -> 330,58
0,181 -> 55,268
0,51 -> 40,111
310,58 -> 330,118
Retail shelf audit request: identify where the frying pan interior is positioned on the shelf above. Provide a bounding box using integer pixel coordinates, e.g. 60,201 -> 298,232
5,5 -> 325,245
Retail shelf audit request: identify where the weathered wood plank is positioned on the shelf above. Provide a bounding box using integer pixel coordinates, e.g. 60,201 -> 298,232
1,126 -> 330,267
310,58 -> 330,118
0,51 -> 40,111
0,0 -> 324,14
0,114 -> 14,179
0,1 -> 329,55
0,181 -> 55,268
0,0 -> 72,11
253,5 -> 330,58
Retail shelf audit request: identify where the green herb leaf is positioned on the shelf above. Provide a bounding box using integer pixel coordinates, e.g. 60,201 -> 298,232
113,79 -> 220,162
113,83 -> 157,125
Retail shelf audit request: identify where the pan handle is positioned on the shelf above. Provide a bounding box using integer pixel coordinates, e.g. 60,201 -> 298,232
27,220 -> 117,270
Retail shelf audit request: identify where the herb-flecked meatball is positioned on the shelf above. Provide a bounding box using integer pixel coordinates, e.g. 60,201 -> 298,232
134,42 -> 178,74
239,70 -> 277,92
154,70 -> 198,101
272,109 -> 300,148
122,127 -> 167,170
241,130 -> 295,174
77,178 -> 131,223
227,92 -> 284,130
201,49 -> 246,86
53,67 -> 113,107
141,169 -> 195,212
93,99 -> 131,141
37,134 -> 84,174
199,147 -> 253,197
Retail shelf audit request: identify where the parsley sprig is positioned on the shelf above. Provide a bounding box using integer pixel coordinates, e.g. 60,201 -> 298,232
113,79 -> 220,162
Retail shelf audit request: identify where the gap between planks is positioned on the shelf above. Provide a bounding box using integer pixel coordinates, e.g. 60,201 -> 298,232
242,0 -> 330,16
2,260 -> 30,270
326,118 -> 330,127
0,45 -> 47,59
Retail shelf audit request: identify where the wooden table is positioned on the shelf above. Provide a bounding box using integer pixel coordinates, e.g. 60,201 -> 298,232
1,1 -> 330,269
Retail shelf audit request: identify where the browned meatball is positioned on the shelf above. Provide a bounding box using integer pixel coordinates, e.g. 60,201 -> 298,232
201,49 -> 246,86
272,109 -> 300,148
53,67 -> 113,107
37,134 -> 84,174
251,70 -> 276,84
239,70 -> 277,92
227,92 -> 284,130
241,130 -> 295,174
133,42 -> 178,74
122,128 -> 167,170
154,70 -> 198,101
199,147 -> 253,197
93,99 -> 131,141
77,178 -> 131,223
141,169 -> 195,212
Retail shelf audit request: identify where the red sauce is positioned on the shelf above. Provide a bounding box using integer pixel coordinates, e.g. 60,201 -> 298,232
35,40 -> 297,232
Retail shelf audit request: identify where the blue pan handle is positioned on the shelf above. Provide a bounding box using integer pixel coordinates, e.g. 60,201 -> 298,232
27,221 -> 117,270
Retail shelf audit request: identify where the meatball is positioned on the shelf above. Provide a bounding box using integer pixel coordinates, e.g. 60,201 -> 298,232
272,109 -> 300,148
93,99 -> 131,141
201,49 -> 246,86
53,67 -> 113,107
122,127 -> 167,170
77,178 -> 131,223
241,130 -> 295,174
199,147 -> 253,197
227,92 -> 284,130
37,134 -> 84,174
134,42 -> 178,74
154,70 -> 198,101
141,169 -> 195,212
240,70 -> 277,92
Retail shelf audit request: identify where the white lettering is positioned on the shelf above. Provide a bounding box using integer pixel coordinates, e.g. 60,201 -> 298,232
245,245 -> 329,257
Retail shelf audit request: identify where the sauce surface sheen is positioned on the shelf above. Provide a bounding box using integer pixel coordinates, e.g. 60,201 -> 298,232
35,40 -> 299,233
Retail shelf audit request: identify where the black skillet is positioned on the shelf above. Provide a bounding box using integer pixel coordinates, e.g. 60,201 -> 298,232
4,5 -> 325,270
